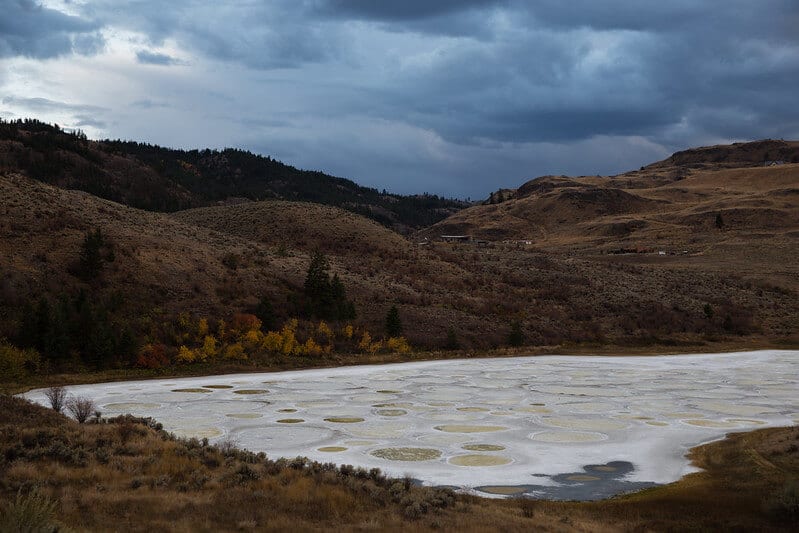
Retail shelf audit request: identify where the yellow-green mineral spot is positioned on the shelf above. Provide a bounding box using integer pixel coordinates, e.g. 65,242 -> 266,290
276,419 -> 304,424
233,389 -> 269,395
376,390 -> 401,394
434,425 -> 507,433
278,408 -> 297,413
203,385 -> 234,389
226,413 -> 263,419
370,448 -> 442,461
462,444 -> 505,452
449,455 -> 512,467
324,417 -> 365,423
318,446 -> 348,453
172,388 -> 212,393
457,407 -> 489,412
376,409 -> 407,417
593,466 -> 617,472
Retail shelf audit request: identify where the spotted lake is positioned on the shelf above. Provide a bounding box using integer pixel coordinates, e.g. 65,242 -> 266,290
24,350 -> 799,499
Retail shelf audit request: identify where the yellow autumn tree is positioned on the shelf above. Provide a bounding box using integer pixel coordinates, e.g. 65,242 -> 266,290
224,342 -> 247,360
342,324 -> 354,340
386,336 -> 411,354
358,331 -> 372,353
302,338 -> 323,357
197,318 -> 209,340
261,331 -> 283,353
176,345 -> 198,363
200,335 -> 217,361
281,320 -> 298,355
243,328 -> 263,350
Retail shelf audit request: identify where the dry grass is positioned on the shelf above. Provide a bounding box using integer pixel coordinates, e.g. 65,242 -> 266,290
2,394 -> 797,532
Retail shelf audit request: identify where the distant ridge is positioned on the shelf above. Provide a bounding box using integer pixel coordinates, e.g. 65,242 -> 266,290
0,118 -> 468,231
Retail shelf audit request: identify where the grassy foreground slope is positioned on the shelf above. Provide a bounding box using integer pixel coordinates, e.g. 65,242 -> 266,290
1,394 -> 797,531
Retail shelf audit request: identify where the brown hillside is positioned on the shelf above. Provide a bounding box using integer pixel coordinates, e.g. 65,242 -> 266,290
3,136 -> 799,355
173,201 -> 415,259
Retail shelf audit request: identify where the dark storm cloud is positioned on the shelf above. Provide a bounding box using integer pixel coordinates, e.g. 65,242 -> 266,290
3,0 -> 798,197
0,0 -> 103,58
80,1 -> 342,69
317,0 -> 503,21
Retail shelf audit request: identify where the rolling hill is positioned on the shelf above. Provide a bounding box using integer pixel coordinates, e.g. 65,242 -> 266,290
1,134 -> 798,367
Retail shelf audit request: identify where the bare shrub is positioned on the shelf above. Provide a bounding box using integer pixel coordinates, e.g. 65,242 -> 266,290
44,386 -> 67,413
66,396 -> 96,423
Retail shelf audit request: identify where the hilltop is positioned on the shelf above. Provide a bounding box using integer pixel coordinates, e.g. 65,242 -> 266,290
0,118 -> 467,231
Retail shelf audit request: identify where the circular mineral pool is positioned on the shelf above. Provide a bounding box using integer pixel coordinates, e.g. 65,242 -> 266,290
226,413 -> 263,419
540,417 -> 629,432
589,465 -> 617,472
376,409 -> 407,417
370,448 -> 442,461
233,389 -> 269,395
324,417 -> 365,423
530,431 -> 607,443
172,427 -> 222,439
462,444 -> 505,452
203,385 -> 233,389
434,425 -> 508,433
449,455 -> 512,467
318,446 -> 348,453
172,388 -> 212,393
276,418 -> 304,424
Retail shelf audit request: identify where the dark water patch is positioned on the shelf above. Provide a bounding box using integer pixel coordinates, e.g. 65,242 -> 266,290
475,461 -> 658,501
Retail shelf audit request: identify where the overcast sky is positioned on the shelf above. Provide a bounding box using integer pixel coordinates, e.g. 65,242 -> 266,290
2,1 -> 798,198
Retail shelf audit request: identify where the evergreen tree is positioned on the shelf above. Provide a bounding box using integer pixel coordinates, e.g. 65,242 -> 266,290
385,305 -> 403,337
78,228 -> 105,281
304,250 -> 331,317
254,296 -> 276,331
303,252 -> 356,320
34,297 -> 52,355
508,321 -> 525,347
445,327 -> 460,350
17,301 -> 38,349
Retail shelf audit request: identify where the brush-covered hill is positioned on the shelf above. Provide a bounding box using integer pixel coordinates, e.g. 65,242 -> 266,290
2,137 -> 799,375
0,118 -> 467,231
421,140 -> 799,256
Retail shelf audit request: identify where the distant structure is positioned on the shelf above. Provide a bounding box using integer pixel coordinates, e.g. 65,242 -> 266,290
440,235 -> 472,243
764,160 -> 785,166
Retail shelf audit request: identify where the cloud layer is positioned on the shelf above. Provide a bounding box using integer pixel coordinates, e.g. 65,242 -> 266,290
1,0 -> 797,197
